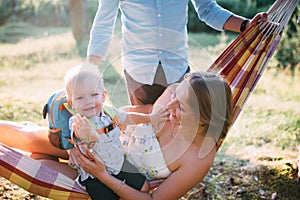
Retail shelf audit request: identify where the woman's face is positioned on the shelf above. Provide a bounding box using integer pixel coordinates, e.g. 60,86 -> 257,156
167,79 -> 193,124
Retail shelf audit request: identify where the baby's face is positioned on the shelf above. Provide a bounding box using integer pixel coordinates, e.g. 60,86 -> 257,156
71,77 -> 106,117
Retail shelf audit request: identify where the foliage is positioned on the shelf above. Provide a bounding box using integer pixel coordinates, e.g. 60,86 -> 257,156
0,21 -> 34,44
0,0 -> 70,26
87,0 -> 98,20
275,5 -> 300,75
189,0 -> 299,74
0,0 -> 99,25
0,0 -> 13,25
188,0 -> 274,33
187,1 -> 218,33
217,0 -> 275,18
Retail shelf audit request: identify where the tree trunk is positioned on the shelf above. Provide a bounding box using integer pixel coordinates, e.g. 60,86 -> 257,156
11,0 -> 19,12
69,0 -> 91,57
297,148 -> 300,182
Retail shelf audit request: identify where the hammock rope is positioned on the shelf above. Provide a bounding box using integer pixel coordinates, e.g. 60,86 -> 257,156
0,0 -> 298,199
209,0 -> 299,127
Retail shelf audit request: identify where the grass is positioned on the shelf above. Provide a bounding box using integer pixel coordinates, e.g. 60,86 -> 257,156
222,69 -> 300,154
0,21 -> 299,199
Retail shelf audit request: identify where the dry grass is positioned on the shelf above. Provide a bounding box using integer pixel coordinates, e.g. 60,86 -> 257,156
0,22 -> 299,199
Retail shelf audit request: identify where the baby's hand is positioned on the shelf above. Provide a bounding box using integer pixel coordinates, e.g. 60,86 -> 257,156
72,113 -> 94,140
149,108 -> 169,132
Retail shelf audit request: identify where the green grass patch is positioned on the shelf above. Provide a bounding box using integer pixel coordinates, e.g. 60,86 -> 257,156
0,98 -> 43,123
0,20 -> 70,44
222,106 -> 300,153
188,32 -> 237,48
0,21 -> 77,70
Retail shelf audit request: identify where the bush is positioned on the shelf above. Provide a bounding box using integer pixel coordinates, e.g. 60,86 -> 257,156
0,0 -> 70,26
188,0 -> 274,33
275,5 -> 300,75
0,0 -> 15,25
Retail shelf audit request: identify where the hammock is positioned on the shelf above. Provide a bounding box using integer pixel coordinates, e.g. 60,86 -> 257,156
0,0 -> 298,199
209,0 -> 299,149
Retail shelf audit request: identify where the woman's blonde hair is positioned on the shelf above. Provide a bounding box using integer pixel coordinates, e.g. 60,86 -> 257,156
185,72 -> 232,148
64,62 -> 105,101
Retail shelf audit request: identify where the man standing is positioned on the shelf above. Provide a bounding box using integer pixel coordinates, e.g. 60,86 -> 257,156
87,0 -> 266,106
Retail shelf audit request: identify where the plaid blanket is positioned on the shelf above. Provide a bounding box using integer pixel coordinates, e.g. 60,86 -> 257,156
0,144 -> 90,199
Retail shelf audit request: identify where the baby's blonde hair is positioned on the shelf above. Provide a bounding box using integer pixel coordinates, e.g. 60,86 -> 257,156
64,62 -> 105,101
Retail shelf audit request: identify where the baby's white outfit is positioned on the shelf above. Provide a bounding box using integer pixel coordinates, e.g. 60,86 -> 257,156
69,105 -> 126,182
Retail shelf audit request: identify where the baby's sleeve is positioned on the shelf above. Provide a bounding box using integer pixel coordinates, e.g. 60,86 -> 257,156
108,105 -> 127,125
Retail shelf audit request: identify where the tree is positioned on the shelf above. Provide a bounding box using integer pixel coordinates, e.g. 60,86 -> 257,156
275,5 -> 300,75
69,0 -> 91,57
0,0 -> 17,25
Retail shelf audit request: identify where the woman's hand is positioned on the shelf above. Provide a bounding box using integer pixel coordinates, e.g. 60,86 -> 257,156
74,147 -> 107,178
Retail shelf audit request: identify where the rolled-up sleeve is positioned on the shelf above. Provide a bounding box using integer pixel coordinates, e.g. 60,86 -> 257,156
192,0 -> 233,31
87,0 -> 119,59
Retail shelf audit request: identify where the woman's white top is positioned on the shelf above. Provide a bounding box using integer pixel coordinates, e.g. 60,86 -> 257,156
120,124 -> 171,180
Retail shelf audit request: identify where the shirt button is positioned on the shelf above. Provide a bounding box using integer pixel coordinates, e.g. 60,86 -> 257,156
158,51 -> 162,54
157,14 -> 161,17
159,33 -> 162,37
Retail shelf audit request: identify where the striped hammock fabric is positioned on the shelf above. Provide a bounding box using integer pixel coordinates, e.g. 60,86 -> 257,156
0,0 -> 298,199
0,145 -> 90,199
209,0 -> 299,149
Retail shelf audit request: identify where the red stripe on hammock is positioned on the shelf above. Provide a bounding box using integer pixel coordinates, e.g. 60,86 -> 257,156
0,145 -> 85,193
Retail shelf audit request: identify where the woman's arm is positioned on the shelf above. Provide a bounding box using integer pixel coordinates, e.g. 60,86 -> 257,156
75,144 -> 216,200
148,149 -> 216,200
74,148 -> 153,200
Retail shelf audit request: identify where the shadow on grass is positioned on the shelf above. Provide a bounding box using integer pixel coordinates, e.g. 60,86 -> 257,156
0,20 -> 70,44
186,153 -> 300,200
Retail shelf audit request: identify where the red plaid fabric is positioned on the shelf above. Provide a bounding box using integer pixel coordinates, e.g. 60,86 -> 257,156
0,145 -> 90,199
